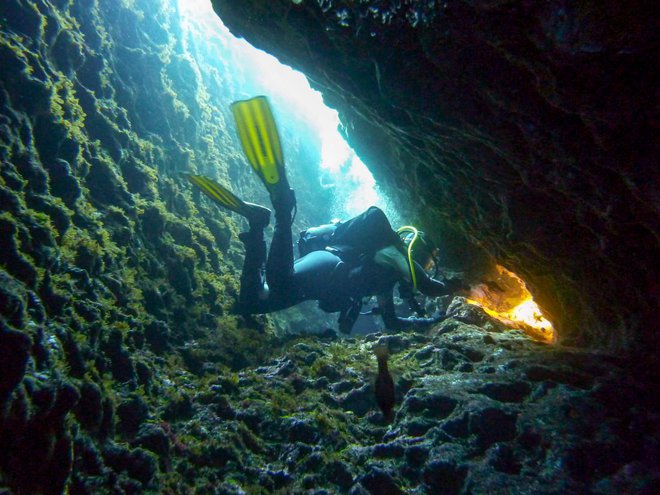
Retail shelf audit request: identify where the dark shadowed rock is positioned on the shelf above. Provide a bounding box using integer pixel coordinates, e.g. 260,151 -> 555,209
373,441 -> 405,459
103,329 -> 136,384
405,445 -> 430,467
477,381 -> 532,403
469,407 -> 518,450
323,460 -> 354,490
134,423 -> 171,460
285,417 -> 318,444
423,459 -> 468,495
486,443 -> 522,475
144,320 -> 171,354
75,381 -> 103,431
44,159 -> 81,207
102,444 -> 157,485
116,395 -> 149,437
0,325 -> 31,402
357,467 -> 403,495
402,390 -> 458,419
442,412 -> 470,439
341,384 -> 372,416
525,365 -> 594,389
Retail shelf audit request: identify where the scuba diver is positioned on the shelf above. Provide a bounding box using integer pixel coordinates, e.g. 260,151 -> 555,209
188,96 -> 464,334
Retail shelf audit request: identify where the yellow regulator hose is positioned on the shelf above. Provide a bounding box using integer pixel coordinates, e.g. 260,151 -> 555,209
397,226 -> 419,290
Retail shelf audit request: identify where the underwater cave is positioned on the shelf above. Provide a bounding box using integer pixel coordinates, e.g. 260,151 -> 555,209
0,0 -> 657,494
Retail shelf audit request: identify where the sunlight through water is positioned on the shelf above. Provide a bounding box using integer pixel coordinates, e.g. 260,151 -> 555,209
177,0 -> 384,217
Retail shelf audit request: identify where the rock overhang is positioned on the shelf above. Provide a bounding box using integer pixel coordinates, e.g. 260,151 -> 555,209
211,0 -> 658,352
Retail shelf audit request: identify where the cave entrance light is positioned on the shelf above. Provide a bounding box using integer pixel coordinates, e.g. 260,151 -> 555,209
466,265 -> 556,343
177,0 -> 384,218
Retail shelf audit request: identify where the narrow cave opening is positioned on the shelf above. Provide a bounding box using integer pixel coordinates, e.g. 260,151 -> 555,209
177,0 -> 392,220
467,265 -> 555,344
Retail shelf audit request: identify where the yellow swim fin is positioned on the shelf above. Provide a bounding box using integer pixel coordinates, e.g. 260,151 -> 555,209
187,174 -> 271,227
187,174 -> 248,215
231,96 -> 286,194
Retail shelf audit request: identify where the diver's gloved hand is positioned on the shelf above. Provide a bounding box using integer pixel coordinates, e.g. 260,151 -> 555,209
397,281 -> 415,300
338,298 -> 362,334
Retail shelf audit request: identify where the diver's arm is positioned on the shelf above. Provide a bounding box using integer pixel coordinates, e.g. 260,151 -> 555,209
377,292 -> 446,331
413,261 -> 469,297
413,261 -> 448,297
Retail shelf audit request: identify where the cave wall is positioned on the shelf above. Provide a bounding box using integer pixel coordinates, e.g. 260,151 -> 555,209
0,0 -> 253,346
0,0 -> 243,490
212,0 -> 658,350
0,0 -> 332,491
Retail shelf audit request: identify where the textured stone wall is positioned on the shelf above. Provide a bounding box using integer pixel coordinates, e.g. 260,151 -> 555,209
1,2 -> 657,492
0,0 -> 246,347
212,0 -> 658,350
0,0 -> 328,491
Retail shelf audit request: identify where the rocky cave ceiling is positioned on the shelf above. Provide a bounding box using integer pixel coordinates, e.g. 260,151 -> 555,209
211,0 -> 658,351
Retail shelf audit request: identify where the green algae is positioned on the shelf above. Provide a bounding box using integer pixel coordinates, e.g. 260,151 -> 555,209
0,0 -> 350,492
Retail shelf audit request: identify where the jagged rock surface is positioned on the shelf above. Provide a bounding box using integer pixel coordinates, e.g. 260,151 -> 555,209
212,0 -> 658,350
104,301 -> 657,494
0,0 -> 327,492
1,0 -> 658,493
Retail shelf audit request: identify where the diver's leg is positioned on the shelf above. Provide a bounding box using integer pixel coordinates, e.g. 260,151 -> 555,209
227,197 -> 271,314
228,201 -> 271,312
236,222 -> 270,314
265,187 -> 297,293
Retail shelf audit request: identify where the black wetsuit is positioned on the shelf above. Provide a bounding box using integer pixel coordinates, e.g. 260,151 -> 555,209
237,205 -> 451,331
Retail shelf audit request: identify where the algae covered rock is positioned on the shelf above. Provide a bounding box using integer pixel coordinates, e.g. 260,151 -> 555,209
116,393 -> 150,437
102,443 -> 158,485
